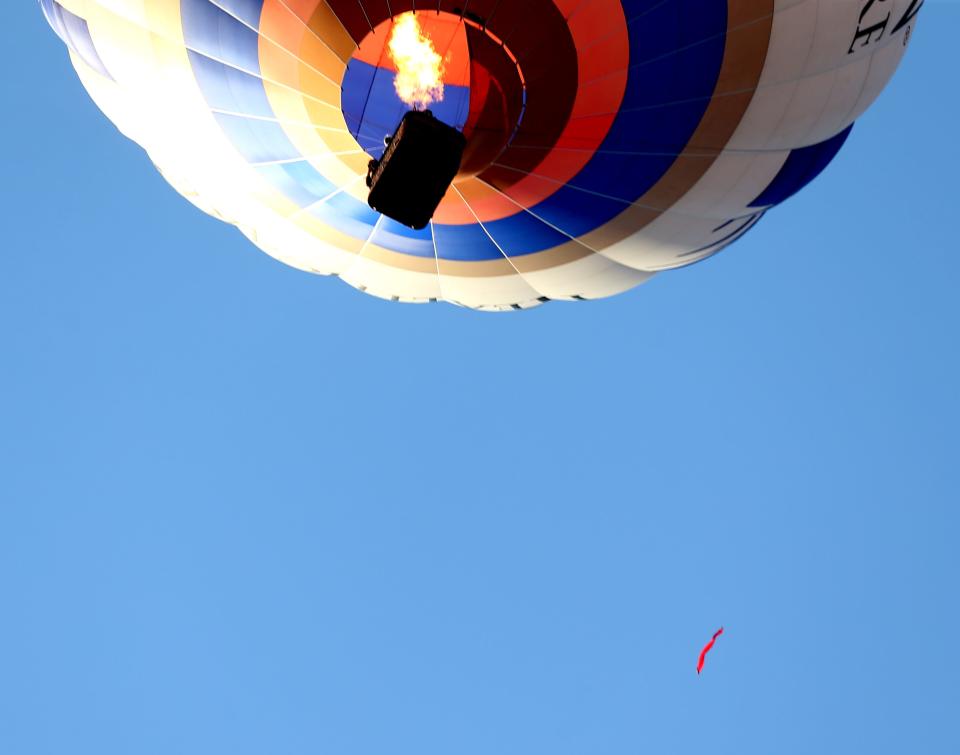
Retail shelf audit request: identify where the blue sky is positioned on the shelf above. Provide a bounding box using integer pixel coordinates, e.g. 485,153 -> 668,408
1,4 -> 958,754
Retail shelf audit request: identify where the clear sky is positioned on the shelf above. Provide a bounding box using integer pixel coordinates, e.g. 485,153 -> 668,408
2,4 -> 958,754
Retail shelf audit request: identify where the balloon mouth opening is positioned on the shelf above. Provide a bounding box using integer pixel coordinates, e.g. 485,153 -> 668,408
340,11 -> 526,180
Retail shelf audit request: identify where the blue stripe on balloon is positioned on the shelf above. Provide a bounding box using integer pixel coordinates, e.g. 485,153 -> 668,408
213,112 -> 303,163
481,211 -> 574,257
188,51 -> 276,118
371,219 -> 436,258
347,63 -> 404,155
749,126 -> 854,208
432,222 -> 504,263
340,60 -> 377,140
254,163 -> 338,206
525,189 -> 628,243
181,0 -> 262,74
40,0 -> 113,80
211,0 -> 264,29
309,192 -> 382,241
622,0 -> 680,21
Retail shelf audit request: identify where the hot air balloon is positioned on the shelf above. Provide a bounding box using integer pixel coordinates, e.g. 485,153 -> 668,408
40,0 -> 922,310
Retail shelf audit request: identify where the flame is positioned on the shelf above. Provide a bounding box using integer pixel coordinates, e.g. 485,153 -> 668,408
388,13 -> 445,109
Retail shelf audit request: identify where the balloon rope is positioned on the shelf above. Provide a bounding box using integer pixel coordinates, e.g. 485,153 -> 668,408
449,183 -> 547,301
355,1 -> 375,34
428,220 -> 448,303
338,214 -> 386,281
275,0 -> 353,65
473,177 -> 600,253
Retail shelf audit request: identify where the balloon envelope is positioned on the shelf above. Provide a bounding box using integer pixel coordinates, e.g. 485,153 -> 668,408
41,0 -> 921,310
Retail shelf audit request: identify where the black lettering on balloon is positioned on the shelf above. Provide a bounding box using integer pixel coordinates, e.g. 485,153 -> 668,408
891,0 -> 924,35
849,0 -> 891,54
858,0 -> 886,24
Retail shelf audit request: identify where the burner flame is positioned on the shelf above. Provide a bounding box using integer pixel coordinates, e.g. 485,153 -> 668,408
388,13 -> 445,109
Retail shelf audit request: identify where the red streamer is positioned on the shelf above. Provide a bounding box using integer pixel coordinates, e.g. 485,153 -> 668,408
697,627 -> 724,674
